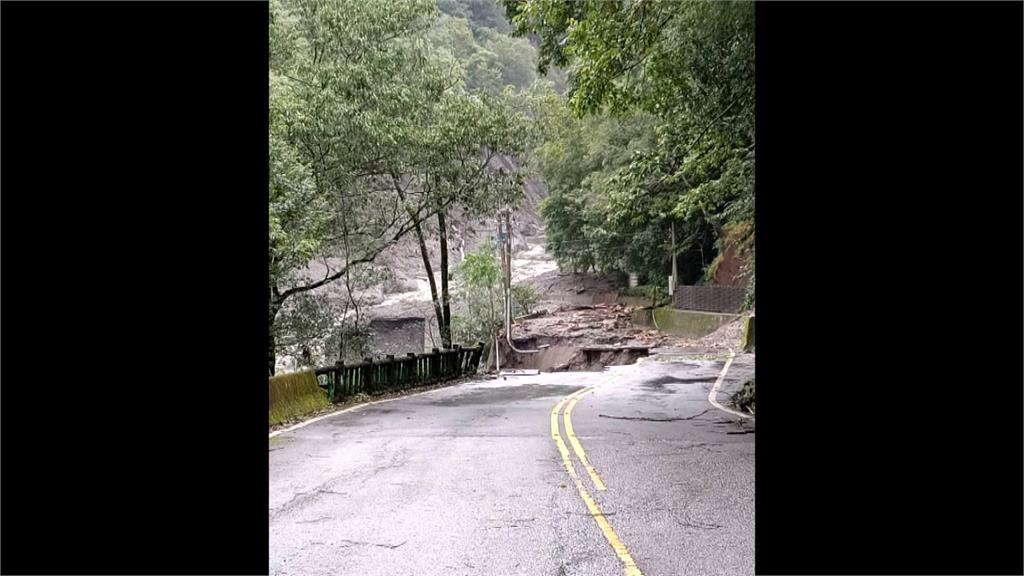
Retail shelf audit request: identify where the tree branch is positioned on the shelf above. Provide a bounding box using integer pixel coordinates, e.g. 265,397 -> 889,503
275,187 -> 457,305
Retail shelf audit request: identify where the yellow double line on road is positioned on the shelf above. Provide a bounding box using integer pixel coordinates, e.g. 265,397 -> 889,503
552,382 -> 643,576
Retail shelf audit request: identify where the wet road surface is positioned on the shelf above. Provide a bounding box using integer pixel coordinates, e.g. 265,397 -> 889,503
269,354 -> 754,575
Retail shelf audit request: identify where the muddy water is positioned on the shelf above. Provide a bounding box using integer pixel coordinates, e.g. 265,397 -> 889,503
510,236 -> 558,282
364,234 -> 555,314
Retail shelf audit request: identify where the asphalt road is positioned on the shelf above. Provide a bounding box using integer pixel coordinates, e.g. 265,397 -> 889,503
269,353 -> 754,576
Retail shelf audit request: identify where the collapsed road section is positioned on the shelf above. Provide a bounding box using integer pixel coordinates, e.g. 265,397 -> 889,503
485,301 -> 746,372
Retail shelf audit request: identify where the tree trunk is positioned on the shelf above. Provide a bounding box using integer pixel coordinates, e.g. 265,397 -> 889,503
268,298 -> 281,376
487,284 -> 496,352
392,176 -> 446,349
411,219 -> 445,348
268,331 -> 276,376
437,209 -> 452,348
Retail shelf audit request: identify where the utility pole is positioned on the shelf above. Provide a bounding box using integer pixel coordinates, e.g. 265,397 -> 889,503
671,220 -> 679,289
503,209 -> 512,315
495,210 -> 509,370
496,208 -> 508,309
498,207 -> 513,328
497,206 -> 542,356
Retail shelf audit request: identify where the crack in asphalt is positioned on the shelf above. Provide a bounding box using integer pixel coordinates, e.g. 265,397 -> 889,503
555,552 -> 595,576
640,504 -> 725,531
564,510 -> 617,517
295,516 -> 333,524
355,447 -> 411,488
674,516 -> 724,530
271,442 -> 411,521
483,516 -> 537,529
639,441 -> 726,454
337,538 -> 407,549
598,408 -> 711,422
670,510 -> 724,531
269,486 -> 350,520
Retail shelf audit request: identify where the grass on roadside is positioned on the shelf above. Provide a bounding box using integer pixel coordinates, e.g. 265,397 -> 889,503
268,373 -> 486,434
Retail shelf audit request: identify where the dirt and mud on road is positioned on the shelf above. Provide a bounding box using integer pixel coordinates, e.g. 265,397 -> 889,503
363,228 -> 751,373
492,300 -> 748,372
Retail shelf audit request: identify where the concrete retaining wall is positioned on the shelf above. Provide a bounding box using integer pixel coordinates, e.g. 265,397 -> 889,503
634,307 -> 739,339
740,315 -> 755,352
269,369 -> 330,426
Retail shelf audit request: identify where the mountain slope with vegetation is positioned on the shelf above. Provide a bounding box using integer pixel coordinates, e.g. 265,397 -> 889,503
507,0 -> 755,298
267,0 -> 755,372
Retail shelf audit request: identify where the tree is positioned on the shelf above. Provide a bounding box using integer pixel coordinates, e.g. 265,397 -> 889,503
451,244 -> 504,348
439,0 -> 513,34
269,0 -> 458,374
505,0 -> 755,295
388,90 -> 530,348
428,8 -> 538,96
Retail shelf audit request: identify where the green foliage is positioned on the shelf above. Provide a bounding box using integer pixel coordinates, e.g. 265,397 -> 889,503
449,314 -> 473,346
323,324 -> 373,364
407,90 -> 532,214
506,0 -> 755,289
461,245 -> 502,288
274,265 -> 385,366
428,0 -> 537,95
528,82 -> 714,282
269,0 -> 448,300
440,0 -> 512,33
511,283 -> 539,316
526,83 -> 667,276
452,244 -> 504,345
273,292 -> 339,360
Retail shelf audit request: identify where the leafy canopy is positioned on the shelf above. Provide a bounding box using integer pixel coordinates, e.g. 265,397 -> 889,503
506,0 -> 754,295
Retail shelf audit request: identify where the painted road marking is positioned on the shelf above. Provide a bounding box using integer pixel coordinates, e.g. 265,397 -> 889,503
552,387 -> 643,576
269,384 -> 455,439
708,349 -> 753,419
563,388 -> 608,491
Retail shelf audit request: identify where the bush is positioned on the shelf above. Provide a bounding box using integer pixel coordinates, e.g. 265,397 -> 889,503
512,284 -> 540,316
453,246 -> 503,346
731,379 -> 755,416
